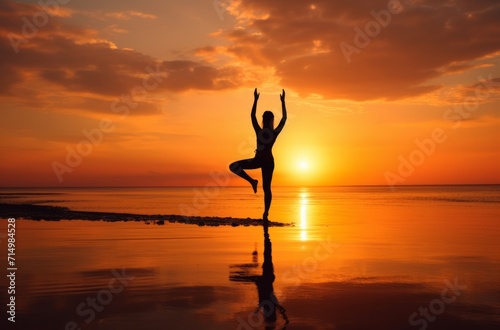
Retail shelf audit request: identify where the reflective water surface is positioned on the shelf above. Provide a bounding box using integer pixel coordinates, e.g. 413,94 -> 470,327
1,185 -> 499,329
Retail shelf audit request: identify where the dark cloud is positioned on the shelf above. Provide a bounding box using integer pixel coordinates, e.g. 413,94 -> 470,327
0,1 -> 245,114
1,0 -> 499,107
158,60 -> 243,91
217,0 -> 500,100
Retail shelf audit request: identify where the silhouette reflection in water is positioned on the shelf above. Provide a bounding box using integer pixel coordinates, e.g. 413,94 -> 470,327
230,222 -> 289,329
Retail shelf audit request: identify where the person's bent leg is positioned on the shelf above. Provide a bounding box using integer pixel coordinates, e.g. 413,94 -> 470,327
229,158 -> 260,193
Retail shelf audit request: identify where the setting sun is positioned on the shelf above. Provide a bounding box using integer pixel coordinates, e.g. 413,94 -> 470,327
280,147 -> 328,186
298,160 -> 310,172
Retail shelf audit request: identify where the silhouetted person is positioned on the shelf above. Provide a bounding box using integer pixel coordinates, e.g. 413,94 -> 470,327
229,222 -> 289,329
229,88 -> 287,221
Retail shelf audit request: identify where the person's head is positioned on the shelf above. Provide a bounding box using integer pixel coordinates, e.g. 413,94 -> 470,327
262,111 -> 274,129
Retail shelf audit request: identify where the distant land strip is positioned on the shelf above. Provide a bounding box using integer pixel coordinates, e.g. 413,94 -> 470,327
0,203 -> 291,227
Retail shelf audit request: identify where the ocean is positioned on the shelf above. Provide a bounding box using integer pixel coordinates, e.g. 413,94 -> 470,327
2,185 -> 499,223
0,185 -> 499,329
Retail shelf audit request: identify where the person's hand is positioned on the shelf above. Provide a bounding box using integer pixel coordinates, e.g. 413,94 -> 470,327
254,88 -> 260,101
280,89 -> 285,102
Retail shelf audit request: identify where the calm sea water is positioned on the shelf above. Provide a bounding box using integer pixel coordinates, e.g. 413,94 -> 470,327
2,185 -> 499,223
0,185 -> 499,329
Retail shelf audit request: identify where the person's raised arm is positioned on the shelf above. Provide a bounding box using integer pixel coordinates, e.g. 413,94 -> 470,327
275,89 -> 287,135
251,88 -> 260,133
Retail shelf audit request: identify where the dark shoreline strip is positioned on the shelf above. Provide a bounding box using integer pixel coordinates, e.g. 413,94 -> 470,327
0,203 -> 290,227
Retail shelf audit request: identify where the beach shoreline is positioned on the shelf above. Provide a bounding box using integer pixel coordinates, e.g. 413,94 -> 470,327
0,202 -> 291,227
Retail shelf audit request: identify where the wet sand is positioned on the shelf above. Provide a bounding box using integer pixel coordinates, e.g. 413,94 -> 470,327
8,279 -> 500,329
0,218 -> 498,330
0,202 -> 290,227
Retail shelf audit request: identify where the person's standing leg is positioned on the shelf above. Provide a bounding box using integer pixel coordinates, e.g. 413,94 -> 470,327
261,159 -> 275,221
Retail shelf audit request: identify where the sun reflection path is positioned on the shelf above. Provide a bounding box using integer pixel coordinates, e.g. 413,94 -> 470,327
300,190 -> 308,241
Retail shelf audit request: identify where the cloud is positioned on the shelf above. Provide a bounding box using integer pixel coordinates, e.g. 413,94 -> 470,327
105,10 -> 158,20
0,1 -> 247,115
2,0 -> 498,113
434,74 -> 500,105
212,0 -> 500,101
103,24 -> 128,35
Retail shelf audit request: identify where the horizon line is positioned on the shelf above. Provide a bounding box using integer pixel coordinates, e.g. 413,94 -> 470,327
1,183 -> 499,189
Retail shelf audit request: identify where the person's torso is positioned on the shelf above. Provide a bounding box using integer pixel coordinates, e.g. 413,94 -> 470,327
255,128 -> 277,159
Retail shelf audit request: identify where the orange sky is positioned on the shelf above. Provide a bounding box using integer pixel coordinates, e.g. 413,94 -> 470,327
0,0 -> 499,187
